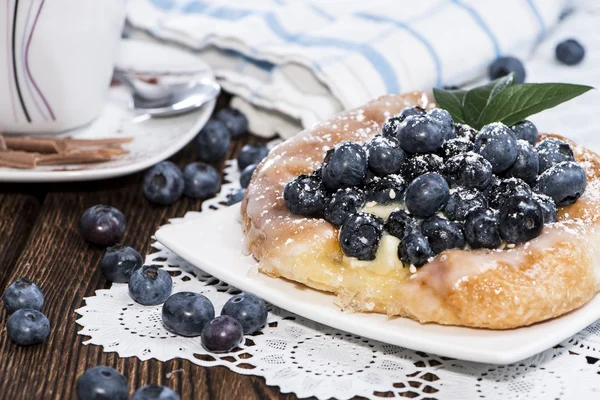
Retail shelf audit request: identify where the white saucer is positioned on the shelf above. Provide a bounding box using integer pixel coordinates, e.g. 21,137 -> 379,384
0,39 -> 215,183
155,204 -> 600,364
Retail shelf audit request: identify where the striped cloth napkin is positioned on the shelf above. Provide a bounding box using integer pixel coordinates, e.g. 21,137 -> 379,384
127,0 -> 566,138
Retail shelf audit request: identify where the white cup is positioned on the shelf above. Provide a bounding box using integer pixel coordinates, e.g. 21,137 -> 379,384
0,0 -> 126,134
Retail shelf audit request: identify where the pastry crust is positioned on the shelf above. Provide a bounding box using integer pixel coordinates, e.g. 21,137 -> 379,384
241,92 -> 600,329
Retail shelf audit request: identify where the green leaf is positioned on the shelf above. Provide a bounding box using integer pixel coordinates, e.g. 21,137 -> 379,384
478,83 -> 594,128
463,74 -> 514,127
432,88 -> 467,124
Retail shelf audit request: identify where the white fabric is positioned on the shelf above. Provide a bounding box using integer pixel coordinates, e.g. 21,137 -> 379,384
76,160 -> 600,400
126,0 -> 567,138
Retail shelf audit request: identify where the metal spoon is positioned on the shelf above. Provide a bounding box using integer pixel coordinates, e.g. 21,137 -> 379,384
114,71 -> 221,117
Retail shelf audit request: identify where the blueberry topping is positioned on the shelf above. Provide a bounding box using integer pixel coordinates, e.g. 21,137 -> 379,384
143,161 -> 185,205
498,196 -> 544,244
382,116 -> 403,138
421,216 -> 465,254
2,278 -> 44,314
227,188 -> 246,206
464,208 -> 502,249
215,107 -> 248,138
474,123 -> 518,173
221,292 -> 268,334
397,233 -> 434,267
453,123 -> 477,141
339,213 -> 384,260
201,315 -> 244,353
365,136 -> 405,176
77,366 -> 129,400
534,193 -> 558,224
536,138 -> 575,173
534,161 -> 587,206
132,385 -> 181,400
504,140 -> 540,185
401,154 -> 443,182
238,143 -> 269,170
100,245 -> 143,283
80,205 -> 126,246
128,265 -> 173,306
321,142 -> 368,190
385,210 -> 417,239
284,174 -> 327,217
444,152 -> 493,190
439,138 -> 474,160
240,163 -> 257,189
162,292 -> 215,337
195,119 -> 231,163
324,188 -> 365,226
364,175 -> 406,204
556,39 -> 585,66
511,120 -> 538,145
7,309 -> 50,346
405,173 -> 450,218
398,115 -> 445,154
427,108 -> 454,139
487,177 -> 533,209
444,188 -> 488,221
183,162 -> 220,199
489,56 -> 526,83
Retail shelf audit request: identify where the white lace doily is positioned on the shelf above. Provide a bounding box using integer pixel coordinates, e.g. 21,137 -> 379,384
76,159 -> 600,400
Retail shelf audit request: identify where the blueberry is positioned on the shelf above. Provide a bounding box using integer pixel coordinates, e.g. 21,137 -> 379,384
100,245 -> 143,283
421,216 -> 465,254
201,315 -> 244,353
284,174 -> 327,217
237,143 -> 269,171
397,233 -> 434,267
454,124 -> 477,142
487,177 -> 533,209
128,265 -> 173,306
221,292 -> 268,334
132,385 -> 180,400
339,213 -> 384,260
483,174 -> 501,199
240,163 -> 257,189
427,108 -> 454,139
444,152 -> 493,190
556,39 -> 585,66
405,173 -> 449,218
382,116 -> 403,138
364,175 -> 406,204
474,123 -> 518,173
162,292 -> 215,337
498,196 -> 544,244
489,56 -> 526,83
443,188 -> 488,221
143,161 -> 185,205
536,138 -> 575,173
511,120 -> 538,146
2,278 -> 44,314
385,210 -> 418,239
534,193 -> 558,223
7,309 -> 50,346
321,142 -> 368,190
215,107 -> 248,138
439,138 -> 474,159
227,188 -> 246,206
464,208 -> 502,249
398,115 -> 445,154
182,162 -> 220,199
365,136 -> 405,176
76,366 -> 129,400
80,205 -> 126,246
504,140 -> 539,185
398,106 -> 426,121
195,119 -> 231,163
401,154 -> 444,182
534,161 -> 586,206
324,188 -> 365,226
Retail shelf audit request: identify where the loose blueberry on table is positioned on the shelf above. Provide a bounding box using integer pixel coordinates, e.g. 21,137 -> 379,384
76,366 -> 129,400
132,384 -> 181,400
215,107 -> 249,138
283,102 -> 588,269
128,265 -> 173,306
100,245 -> 143,283
80,205 -> 126,247
7,308 -> 51,346
182,162 -> 221,199
195,119 -> 231,163
162,292 -> 215,337
221,292 -> 268,334
237,143 -> 269,170
2,277 -> 44,314
143,161 -> 185,205
201,315 -> 244,353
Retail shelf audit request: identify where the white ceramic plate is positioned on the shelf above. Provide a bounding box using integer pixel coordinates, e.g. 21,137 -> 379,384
0,39 -> 215,182
156,204 -> 600,365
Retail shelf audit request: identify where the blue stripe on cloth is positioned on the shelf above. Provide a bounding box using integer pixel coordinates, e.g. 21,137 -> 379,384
524,0 -> 546,37
150,0 -> 176,10
307,2 -> 335,22
450,0 -> 501,58
355,12 -> 443,87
